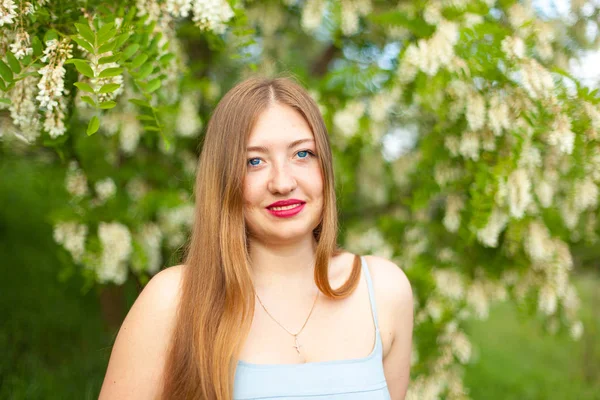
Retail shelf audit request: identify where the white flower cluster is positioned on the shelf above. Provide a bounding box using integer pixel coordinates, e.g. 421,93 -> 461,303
136,0 -> 162,23
100,106 -> 142,154
192,0 -> 234,34
476,207 -> 508,248
443,194 -> 463,233
119,113 -> 142,154
53,221 -> 88,262
433,269 -> 465,302
546,114 -> 575,155
8,75 -> 42,142
344,227 -> 393,259
573,177 -> 599,212
0,0 -> 17,26
301,0 -> 326,32
518,59 -> 554,100
176,93 -> 203,137
166,0 -> 193,18
534,21 -> 555,61
400,20 -> 459,79
65,161 -> 89,198
333,101 -> 365,137
434,162 -> 464,187
487,93 -> 511,133
534,175 -> 556,208
180,150 -> 198,176
158,203 -> 195,249
524,220 -> 552,262
506,168 -> 532,219
97,222 -> 133,284
369,89 -> 400,122
501,36 -> 525,60
465,90 -> 485,131
133,223 -> 163,274
466,281 -> 491,319
406,367 -> 467,400
10,30 -> 34,59
94,178 -> 117,203
507,3 -> 534,34
340,0 -> 372,36
37,38 -> 73,138
584,102 -> 600,131
458,130 -> 480,161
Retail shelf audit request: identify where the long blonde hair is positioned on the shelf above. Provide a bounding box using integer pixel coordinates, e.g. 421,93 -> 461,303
161,76 -> 361,399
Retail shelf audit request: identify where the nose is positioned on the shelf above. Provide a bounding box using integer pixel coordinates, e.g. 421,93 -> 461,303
267,160 -> 297,195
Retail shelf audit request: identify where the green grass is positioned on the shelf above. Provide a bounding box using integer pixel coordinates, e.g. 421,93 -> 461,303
464,273 -> 600,400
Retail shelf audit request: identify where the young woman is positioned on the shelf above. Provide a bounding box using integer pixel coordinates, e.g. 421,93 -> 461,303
99,77 -> 413,399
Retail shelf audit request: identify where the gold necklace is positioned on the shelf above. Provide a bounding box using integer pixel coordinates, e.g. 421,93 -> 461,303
255,290 -> 319,355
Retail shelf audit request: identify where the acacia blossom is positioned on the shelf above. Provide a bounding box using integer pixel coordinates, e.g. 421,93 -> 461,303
192,0 -> 234,34
36,38 -> 73,138
0,0 -> 17,26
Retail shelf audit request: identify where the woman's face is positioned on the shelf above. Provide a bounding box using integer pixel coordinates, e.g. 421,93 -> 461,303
243,103 -> 324,245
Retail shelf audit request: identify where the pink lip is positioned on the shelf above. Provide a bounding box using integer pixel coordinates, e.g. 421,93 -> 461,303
266,203 -> 305,218
267,199 -> 305,208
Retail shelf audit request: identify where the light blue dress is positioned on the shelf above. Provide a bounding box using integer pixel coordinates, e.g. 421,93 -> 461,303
233,256 -> 391,399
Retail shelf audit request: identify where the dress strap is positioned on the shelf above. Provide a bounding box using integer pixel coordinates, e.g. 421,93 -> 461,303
360,255 -> 379,332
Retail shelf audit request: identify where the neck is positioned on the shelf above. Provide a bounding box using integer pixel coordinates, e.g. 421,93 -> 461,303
248,235 -> 318,290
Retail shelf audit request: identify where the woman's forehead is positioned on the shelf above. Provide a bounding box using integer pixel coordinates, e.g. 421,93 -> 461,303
247,104 -> 314,148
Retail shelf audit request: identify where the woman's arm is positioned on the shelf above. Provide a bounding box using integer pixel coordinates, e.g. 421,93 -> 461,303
98,265 -> 184,400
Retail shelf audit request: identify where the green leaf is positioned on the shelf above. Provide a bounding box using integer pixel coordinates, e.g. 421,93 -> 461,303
6,52 -> 21,74
81,95 -> 96,107
113,33 -> 131,50
99,100 -> 117,109
43,29 -> 58,43
129,98 -> 152,108
122,44 -> 139,60
87,116 -> 100,135
99,83 -> 121,93
31,36 -> 43,57
98,67 -> 123,78
73,82 -> 95,93
143,126 -> 161,131
130,53 -> 148,68
135,63 -> 153,79
0,98 -> 11,105
158,53 -> 175,66
0,79 -> 7,91
136,114 -> 155,121
70,35 -> 94,54
97,22 -> 116,41
75,23 -> 96,46
69,59 -> 95,78
98,54 -> 121,64
0,60 -> 13,83
124,7 -> 136,23
143,78 -> 161,93
98,40 -> 117,54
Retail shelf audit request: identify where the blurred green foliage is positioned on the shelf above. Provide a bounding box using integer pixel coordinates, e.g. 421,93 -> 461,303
1,156 -> 599,399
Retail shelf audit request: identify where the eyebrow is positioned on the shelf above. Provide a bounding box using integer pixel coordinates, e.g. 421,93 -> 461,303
246,139 -> 315,153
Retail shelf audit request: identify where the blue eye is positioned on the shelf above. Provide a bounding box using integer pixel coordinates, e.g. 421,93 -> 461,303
248,158 -> 261,167
297,150 -> 314,159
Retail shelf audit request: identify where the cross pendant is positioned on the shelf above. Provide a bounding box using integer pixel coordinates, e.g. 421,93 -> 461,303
293,335 -> 302,354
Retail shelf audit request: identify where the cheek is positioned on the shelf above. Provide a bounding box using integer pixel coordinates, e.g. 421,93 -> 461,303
243,179 -> 259,208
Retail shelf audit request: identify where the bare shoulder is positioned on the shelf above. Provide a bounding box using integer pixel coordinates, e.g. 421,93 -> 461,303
364,255 -> 413,308
364,256 -> 413,397
99,265 -> 185,399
